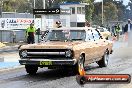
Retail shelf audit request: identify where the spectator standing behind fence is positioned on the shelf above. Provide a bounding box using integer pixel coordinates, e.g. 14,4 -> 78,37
26,23 -> 36,44
124,19 -> 132,46
11,31 -> 16,43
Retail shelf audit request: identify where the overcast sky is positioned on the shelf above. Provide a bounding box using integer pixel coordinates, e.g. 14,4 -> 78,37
95,0 -> 129,5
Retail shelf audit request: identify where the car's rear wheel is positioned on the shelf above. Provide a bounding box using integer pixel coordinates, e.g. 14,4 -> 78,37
25,65 -> 38,75
73,55 -> 85,75
97,51 -> 109,67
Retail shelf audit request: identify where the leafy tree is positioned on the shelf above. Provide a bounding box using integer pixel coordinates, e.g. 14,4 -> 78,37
104,2 -> 118,23
3,1 -> 13,12
2,0 -> 28,12
93,0 -> 128,25
128,0 -> 132,20
92,2 -> 101,25
83,0 -> 95,21
113,0 -> 126,21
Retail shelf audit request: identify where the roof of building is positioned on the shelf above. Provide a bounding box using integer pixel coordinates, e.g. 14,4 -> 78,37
60,2 -> 88,5
60,2 -> 80,5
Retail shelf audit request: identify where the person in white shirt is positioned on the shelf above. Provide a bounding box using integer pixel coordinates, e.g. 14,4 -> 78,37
124,19 -> 132,46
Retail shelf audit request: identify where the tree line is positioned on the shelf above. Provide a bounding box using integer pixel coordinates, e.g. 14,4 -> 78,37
0,0 -> 131,25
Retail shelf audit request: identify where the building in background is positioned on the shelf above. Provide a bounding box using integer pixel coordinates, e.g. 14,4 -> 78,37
60,2 -> 87,27
42,2 -> 88,30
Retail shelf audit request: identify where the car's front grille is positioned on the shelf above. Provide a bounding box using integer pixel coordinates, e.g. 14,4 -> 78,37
27,49 -> 67,52
24,49 -> 73,59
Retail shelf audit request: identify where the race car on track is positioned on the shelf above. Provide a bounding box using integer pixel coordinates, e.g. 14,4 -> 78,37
19,27 -> 113,75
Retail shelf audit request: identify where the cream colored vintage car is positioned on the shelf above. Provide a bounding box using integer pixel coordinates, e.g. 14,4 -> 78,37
19,27 -> 113,75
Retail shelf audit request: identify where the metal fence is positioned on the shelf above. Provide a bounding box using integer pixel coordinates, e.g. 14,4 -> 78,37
0,30 -> 26,43
2,12 -> 33,18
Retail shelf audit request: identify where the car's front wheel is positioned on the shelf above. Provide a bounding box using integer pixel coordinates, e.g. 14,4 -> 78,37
25,65 -> 38,75
97,51 -> 109,67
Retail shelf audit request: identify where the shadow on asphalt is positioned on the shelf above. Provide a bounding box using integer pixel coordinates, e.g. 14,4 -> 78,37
1,65 -> 100,83
85,65 -> 99,72
23,65 -> 100,81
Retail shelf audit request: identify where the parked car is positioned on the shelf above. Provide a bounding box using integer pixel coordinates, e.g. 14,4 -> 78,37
97,27 -> 111,40
18,27 -> 113,75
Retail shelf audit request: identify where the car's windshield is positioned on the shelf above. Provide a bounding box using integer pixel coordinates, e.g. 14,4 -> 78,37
44,30 -> 86,41
98,28 -> 104,32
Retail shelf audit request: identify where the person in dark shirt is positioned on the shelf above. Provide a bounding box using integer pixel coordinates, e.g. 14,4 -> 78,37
124,19 -> 132,33
124,19 -> 132,46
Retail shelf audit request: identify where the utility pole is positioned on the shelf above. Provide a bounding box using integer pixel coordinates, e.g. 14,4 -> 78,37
43,0 -> 45,9
102,0 -> 103,25
33,0 -> 36,19
41,0 -> 46,31
34,0 -> 36,9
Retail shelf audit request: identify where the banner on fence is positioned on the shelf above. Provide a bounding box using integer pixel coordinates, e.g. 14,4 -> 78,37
0,18 -> 41,30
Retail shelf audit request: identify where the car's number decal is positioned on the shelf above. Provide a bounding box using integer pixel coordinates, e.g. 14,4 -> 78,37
40,61 -> 52,65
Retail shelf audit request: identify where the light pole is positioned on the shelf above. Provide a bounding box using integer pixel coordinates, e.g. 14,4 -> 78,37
34,0 -> 36,9
41,0 -> 46,31
102,0 -> 103,25
43,0 -> 45,9
33,0 -> 36,19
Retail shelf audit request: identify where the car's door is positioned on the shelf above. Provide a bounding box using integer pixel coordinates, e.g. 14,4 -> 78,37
85,29 -> 97,64
91,29 -> 103,59
98,28 -> 109,46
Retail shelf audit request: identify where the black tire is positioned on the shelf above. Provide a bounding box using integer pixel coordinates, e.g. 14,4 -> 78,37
97,51 -> 109,67
73,55 -> 85,75
25,65 -> 38,75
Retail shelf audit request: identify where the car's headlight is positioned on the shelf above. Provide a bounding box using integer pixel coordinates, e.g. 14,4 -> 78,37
20,50 -> 27,58
65,50 -> 72,57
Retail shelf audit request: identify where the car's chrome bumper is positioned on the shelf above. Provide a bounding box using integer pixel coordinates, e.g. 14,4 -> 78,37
19,59 -> 77,66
